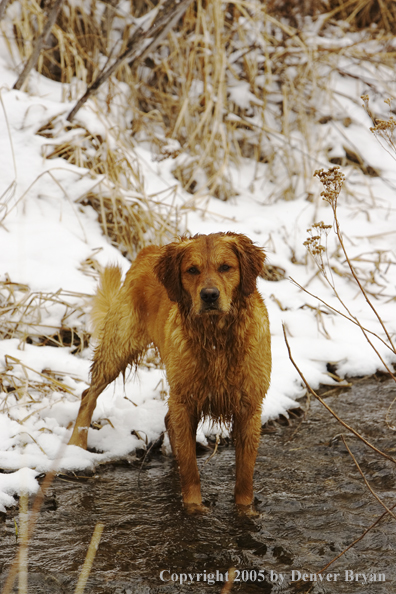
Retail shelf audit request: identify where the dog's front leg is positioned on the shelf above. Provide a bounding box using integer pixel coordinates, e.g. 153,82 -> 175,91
233,406 -> 262,507
167,402 -> 206,512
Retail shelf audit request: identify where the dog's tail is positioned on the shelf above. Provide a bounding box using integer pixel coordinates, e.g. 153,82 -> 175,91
90,265 -> 122,340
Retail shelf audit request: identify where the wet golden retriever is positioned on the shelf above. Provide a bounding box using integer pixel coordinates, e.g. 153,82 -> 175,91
69,232 -> 271,512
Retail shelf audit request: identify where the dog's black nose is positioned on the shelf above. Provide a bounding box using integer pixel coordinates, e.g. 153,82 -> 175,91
200,287 -> 220,304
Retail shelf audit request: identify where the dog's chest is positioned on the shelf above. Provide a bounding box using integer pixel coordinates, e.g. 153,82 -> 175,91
169,338 -> 245,418
200,349 -> 243,418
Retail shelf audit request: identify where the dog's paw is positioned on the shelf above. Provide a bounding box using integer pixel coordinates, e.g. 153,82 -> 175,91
236,504 -> 260,518
184,502 -> 211,515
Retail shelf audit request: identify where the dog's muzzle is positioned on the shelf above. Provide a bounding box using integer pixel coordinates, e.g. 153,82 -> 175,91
200,287 -> 220,311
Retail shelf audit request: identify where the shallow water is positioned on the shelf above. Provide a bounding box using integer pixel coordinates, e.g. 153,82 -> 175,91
1,375 -> 396,593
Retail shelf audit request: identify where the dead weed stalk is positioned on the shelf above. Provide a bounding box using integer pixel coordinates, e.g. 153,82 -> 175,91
1,441 -> 103,594
296,166 -> 396,383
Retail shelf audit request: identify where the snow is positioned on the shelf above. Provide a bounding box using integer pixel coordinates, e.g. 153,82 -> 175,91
0,17 -> 396,511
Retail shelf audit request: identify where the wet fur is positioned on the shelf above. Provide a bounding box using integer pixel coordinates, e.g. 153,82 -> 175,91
69,232 -> 272,508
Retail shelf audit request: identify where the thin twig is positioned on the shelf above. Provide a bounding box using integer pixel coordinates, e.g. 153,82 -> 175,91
289,276 -> 396,358
296,261 -> 396,381
202,433 -> 220,468
137,431 -> 165,487
333,204 -> 396,354
314,167 -> 396,356
284,401 -> 310,443
342,436 -> 396,521
282,324 -> 396,465
316,501 -> 396,576
18,493 -> 28,594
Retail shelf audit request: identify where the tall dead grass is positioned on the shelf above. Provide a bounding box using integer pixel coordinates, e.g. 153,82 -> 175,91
4,0 -> 396,202
267,0 -> 396,32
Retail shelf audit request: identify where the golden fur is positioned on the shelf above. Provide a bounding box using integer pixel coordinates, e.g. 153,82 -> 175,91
69,232 -> 271,511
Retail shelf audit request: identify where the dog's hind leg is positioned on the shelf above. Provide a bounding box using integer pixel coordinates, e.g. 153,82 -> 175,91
69,301 -> 149,449
164,411 -> 177,458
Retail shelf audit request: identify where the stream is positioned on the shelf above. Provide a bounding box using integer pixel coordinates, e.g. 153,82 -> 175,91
1,375 -> 395,593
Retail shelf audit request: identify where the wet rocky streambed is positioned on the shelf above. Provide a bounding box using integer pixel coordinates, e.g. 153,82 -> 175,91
1,375 -> 396,593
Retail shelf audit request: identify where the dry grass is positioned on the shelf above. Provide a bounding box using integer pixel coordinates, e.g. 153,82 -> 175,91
0,277 -> 90,352
36,114 -> 181,260
4,0 -> 395,203
266,0 -> 396,32
1,0 -> 394,443
0,277 -> 88,423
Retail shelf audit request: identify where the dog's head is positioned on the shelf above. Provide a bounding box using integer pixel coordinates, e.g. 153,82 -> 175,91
154,232 -> 265,315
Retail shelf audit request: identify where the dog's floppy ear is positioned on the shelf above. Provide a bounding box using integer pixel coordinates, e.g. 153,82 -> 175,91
228,233 -> 265,296
154,242 -> 185,302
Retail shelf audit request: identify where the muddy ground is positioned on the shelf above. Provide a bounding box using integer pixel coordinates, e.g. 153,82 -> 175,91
1,375 -> 396,593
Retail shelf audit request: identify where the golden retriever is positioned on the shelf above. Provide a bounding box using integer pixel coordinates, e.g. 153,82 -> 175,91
69,232 -> 271,512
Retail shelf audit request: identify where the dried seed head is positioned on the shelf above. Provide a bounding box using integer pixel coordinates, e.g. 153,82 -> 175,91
361,95 -> 396,159
312,221 -> 332,232
304,223 -> 331,271
314,167 -> 345,208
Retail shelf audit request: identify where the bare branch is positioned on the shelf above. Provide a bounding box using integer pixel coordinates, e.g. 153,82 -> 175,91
67,0 -> 195,122
13,0 -> 64,91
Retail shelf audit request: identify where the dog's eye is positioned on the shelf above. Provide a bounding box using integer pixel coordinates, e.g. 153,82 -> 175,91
187,266 -> 200,275
219,264 -> 231,272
